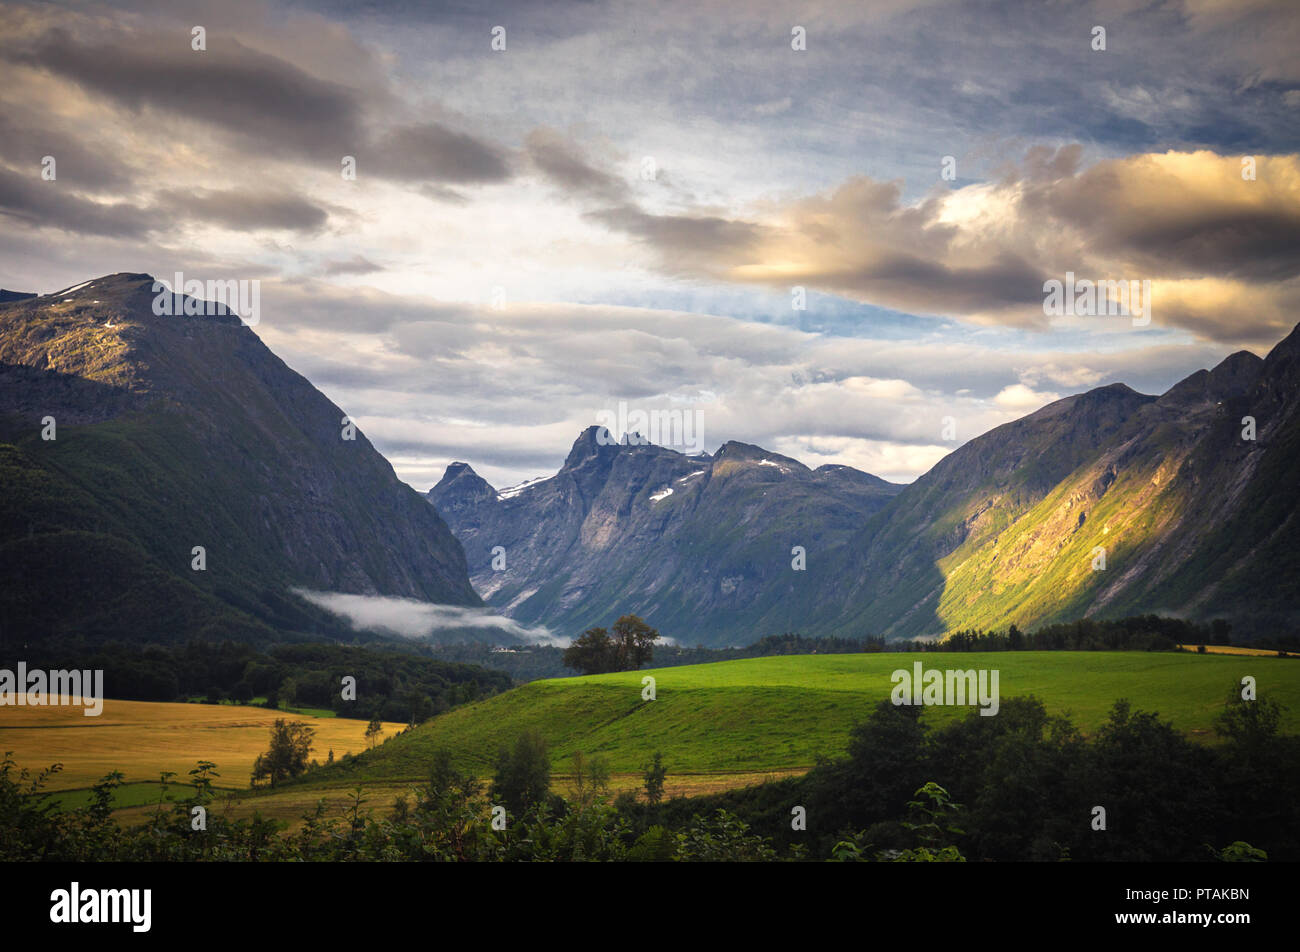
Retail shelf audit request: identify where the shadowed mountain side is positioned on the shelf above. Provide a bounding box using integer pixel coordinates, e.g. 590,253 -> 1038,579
0,273 -> 480,647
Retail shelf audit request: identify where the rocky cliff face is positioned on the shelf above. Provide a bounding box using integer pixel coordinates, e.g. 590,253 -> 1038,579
429,427 -> 901,644
0,273 -> 479,646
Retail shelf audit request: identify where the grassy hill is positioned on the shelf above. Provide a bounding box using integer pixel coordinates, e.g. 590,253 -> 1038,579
315,651 -> 1300,784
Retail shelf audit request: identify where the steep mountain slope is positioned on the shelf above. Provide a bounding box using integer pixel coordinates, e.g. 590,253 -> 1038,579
814,383 -> 1157,637
429,427 -> 902,645
817,331 -> 1299,639
0,273 -> 479,647
434,325 -> 1300,645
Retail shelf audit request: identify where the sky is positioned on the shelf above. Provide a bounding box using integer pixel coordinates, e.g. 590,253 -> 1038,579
1,0 -> 1298,490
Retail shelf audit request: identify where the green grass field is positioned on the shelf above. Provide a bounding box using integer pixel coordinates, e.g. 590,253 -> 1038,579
319,651 -> 1300,783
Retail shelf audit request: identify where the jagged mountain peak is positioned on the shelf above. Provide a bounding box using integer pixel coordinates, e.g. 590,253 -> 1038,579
1158,349 -> 1263,409
562,424 -> 625,469
432,461 -> 495,495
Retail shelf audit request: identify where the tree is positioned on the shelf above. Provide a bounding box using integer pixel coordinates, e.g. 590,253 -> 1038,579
1214,684 -> 1283,761
365,717 -> 384,749
643,752 -> 667,805
251,719 -> 315,787
612,615 -> 658,670
570,751 -> 610,809
562,615 -> 660,675
563,627 -> 617,675
490,729 -> 551,817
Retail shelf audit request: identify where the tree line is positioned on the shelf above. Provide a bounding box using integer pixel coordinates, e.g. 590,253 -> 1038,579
5,639 -> 512,724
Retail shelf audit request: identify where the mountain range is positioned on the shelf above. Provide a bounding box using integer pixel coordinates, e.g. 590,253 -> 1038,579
434,326 -> 1300,645
429,429 -> 901,643
3,271 -> 1296,651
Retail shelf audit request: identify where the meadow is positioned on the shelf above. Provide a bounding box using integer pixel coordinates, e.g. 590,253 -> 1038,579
318,650 -> 1300,781
6,651 -> 1297,825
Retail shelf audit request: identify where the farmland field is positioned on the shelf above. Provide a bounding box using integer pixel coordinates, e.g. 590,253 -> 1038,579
5,651 -> 1298,824
0,697 -> 406,795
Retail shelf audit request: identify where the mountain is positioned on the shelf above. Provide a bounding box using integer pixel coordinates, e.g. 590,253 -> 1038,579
0,273 -> 480,647
433,326 -> 1300,646
429,427 -> 902,645
813,332 -> 1300,640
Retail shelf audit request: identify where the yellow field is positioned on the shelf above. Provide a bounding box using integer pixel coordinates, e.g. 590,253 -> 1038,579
0,697 -> 406,790
1178,644 -> 1298,657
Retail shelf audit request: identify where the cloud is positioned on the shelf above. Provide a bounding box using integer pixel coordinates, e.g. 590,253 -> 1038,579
9,27 -> 363,160
1,17 -> 514,196
366,122 -> 513,185
249,280 -> 1232,488
1020,150 -> 1300,282
0,166 -> 152,237
525,127 -> 626,202
0,113 -> 134,192
321,254 -> 384,276
585,204 -> 765,272
0,174 -> 331,238
293,588 -> 562,644
156,187 -> 331,233
754,96 -> 792,116
994,383 -> 1062,411
581,148 -> 1300,347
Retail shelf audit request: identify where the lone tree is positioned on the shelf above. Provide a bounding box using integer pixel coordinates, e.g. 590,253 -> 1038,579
490,729 -> 551,817
365,717 -> 384,749
643,752 -> 667,805
251,719 -> 315,787
563,614 -> 659,675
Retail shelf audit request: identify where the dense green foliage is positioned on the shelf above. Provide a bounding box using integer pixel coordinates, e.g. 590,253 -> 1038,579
5,640 -> 512,723
2,688 -> 1289,861
251,720 -> 316,787
661,689 -> 1299,862
562,614 -> 660,674
921,615 -> 1233,652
